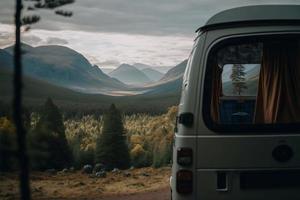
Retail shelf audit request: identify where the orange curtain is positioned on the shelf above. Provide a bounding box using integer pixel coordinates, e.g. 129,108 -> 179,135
254,41 -> 300,124
211,61 -> 223,123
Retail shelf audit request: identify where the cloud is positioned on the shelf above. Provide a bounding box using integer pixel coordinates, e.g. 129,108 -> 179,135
0,1 -> 14,24
46,37 -> 68,45
1,0 -> 300,36
22,35 -> 43,44
0,32 -> 14,47
0,24 -> 193,69
97,60 -> 121,68
1,1 -> 300,70
0,24 -> 15,47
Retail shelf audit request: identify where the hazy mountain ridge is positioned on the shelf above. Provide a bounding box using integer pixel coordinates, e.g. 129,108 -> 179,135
0,69 -> 179,113
133,63 -> 171,73
159,59 -> 188,82
2,43 -> 127,93
109,64 -> 152,85
141,68 -> 164,81
0,44 -> 188,110
140,60 -> 188,96
0,44 -> 187,98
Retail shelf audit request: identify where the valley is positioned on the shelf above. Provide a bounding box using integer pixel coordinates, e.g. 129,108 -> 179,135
0,43 -> 186,113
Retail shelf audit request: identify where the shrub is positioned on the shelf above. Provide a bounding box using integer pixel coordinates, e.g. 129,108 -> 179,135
70,132 -> 95,169
130,144 -> 151,168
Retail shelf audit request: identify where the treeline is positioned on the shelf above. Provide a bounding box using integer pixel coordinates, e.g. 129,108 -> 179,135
0,97 -> 176,119
0,98 -> 177,172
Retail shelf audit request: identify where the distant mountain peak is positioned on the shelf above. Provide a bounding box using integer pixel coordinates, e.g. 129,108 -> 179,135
141,68 -> 164,82
1,44 -> 127,93
109,63 -> 151,85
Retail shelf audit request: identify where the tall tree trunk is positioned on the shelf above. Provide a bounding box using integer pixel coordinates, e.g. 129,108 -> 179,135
14,0 -> 31,199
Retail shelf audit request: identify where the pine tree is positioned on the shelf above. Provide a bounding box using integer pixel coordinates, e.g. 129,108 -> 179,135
14,1 -> 75,198
30,98 -> 72,170
230,64 -> 248,95
95,104 -> 130,170
37,98 -> 65,135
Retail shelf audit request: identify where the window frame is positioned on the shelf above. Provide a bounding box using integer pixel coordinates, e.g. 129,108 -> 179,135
202,33 -> 300,134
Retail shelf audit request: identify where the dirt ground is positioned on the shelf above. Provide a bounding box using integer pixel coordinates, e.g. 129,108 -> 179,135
0,167 -> 171,200
100,187 -> 170,200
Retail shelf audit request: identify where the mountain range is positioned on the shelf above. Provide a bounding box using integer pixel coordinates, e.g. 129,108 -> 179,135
2,44 -> 127,94
142,60 -> 188,96
0,68 -> 181,114
0,43 -> 187,112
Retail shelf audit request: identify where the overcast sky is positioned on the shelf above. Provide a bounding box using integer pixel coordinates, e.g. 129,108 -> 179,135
1,0 -> 300,70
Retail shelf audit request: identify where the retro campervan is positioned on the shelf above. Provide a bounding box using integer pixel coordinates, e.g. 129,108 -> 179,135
170,5 -> 300,200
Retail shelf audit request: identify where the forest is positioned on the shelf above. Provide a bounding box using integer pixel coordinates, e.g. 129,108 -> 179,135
0,98 -> 177,172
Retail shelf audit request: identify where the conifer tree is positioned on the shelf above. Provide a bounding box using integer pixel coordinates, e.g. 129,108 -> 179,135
37,98 -> 65,135
230,64 -> 248,95
30,98 -> 72,170
95,104 -> 130,170
14,1 -> 75,198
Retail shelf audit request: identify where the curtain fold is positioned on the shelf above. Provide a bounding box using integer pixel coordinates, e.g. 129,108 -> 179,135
254,40 -> 300,124
211,62 -> 223,123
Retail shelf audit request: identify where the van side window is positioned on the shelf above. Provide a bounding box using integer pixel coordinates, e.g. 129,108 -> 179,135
205,37 -> 300,127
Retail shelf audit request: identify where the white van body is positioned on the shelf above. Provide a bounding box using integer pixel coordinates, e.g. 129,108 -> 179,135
171,5 -> 300,200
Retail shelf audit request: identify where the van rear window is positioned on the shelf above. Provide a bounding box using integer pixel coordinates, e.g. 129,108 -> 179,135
203,35 -> 300,132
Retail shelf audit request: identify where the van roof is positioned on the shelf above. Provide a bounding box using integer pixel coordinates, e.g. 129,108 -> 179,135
198,5 -> 300,32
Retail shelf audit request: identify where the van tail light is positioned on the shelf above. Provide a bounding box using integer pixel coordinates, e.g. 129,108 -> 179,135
177,148 -> 193,166
176,170 -> 193,194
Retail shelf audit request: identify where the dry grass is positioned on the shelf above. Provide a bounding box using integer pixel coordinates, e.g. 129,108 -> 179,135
0,167 -> 170,200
